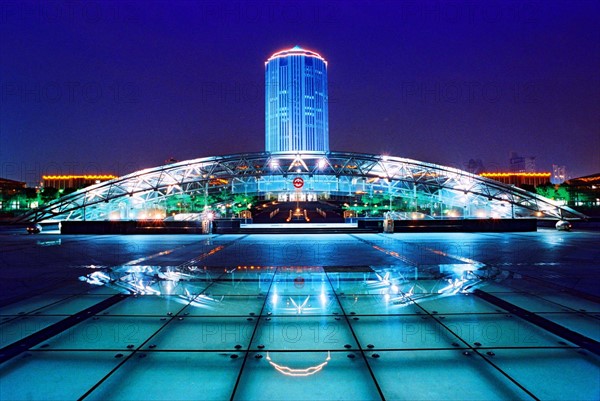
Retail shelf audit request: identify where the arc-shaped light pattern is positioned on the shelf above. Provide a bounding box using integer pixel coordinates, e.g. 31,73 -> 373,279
289,296 -> 311,314
266,351 -> 331,377
19,151 -> 586,223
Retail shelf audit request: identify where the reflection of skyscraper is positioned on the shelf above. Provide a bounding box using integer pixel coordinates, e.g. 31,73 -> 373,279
265,46 -> 329,153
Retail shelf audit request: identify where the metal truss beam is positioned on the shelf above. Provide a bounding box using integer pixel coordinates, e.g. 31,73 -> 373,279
18,151 -> 586,222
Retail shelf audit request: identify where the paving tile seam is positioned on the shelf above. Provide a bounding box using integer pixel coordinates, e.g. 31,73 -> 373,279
25,346 -> 587,353
228,266 -> 278,401
324,270 -> 386,401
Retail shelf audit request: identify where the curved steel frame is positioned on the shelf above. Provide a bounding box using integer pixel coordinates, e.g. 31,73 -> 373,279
20,151 -> 586,222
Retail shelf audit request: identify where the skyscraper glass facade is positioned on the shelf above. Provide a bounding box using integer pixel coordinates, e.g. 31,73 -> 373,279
265,46 -> 329,153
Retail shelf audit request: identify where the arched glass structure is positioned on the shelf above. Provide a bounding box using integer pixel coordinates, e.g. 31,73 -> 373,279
20,151 -> 585,222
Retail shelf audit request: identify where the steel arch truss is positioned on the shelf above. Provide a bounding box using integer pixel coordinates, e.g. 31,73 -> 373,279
21,151 -> 585,222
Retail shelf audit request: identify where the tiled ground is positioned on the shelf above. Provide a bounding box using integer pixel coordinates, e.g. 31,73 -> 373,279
0,230 -> 599,400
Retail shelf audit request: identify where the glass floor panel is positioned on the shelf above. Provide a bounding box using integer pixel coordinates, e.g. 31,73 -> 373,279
438,313 -> 576,348
34,295 -> 116,315
101,296 -> 190,317
207,274 -> 274,296
30,316 -> 167,350
85,352 -> 243,401
233,351 -> 381,401
0,294 -> 74,315
489,348 -> 600,400
0,315 -> 65,347
415,293 -> 503,314
146,317 -> 256,350
264,293 -> 344,315
368,350 -> 531,401
489,293 -> 574,313
350,315 -> 464,349
182,295 -> 266,316
0,351 -> 131,400
251,316 -> 356,351
536,293 -> 600,313
337,294 -> 423,315
537,313 -> 600,342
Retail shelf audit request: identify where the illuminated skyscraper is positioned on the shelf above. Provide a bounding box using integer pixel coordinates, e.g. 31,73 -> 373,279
265,46 -> 329,153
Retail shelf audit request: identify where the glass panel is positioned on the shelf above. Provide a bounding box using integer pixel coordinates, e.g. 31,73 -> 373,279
351,315 -> 463,349
251,316 -> 355,350
182,295 -> 266,316
34,295 -> 115,315
369,350 -> 531,400
102,296 -> 190,316
1,315 -> 64,347
537,313 -> 600,341
0,294 -> 73,315
86,352 -> 242,401
146,317 -> 256,350
439,314 -> 577,348
490,348 -> 600,401
233,351 -> 381,401
265,292 -> 342,315
417,293 -> 503,314
490,293 -> 570,313
337,294 -> 422,315
0,351 -> 128,400
31,316 -> 166,350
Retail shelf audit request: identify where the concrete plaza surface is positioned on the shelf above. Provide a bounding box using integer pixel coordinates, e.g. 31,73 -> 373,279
0,228 -> 599,400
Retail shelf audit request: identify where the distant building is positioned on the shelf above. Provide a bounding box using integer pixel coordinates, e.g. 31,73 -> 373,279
480,172 -> 551,187
0,178 -> 28,212
465,159 -> 485,174
509,152 -> 536,173
42,175 -> 117,190
551,164 -> 567,184
265,45 -> 329,153
0,177 -> 26,195
565,173 -> 600,209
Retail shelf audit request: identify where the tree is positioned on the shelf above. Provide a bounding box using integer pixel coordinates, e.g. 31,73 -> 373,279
190,193 -> 217,212
555,186 -> 570,202
41,187 -> 59,203
536,185 -> 556,199
24,188 -> 38,200
230,195 -> 256,216
536,185 -> 570,203
61,187 -> 78,196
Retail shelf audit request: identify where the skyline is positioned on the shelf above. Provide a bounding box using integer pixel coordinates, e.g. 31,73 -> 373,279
1,0 -> 599,185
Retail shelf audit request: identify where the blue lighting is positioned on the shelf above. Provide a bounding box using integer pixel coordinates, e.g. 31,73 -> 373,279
265,46 -> 329,153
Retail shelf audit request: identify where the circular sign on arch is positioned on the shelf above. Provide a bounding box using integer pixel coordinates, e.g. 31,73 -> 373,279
293,177 -> 304,189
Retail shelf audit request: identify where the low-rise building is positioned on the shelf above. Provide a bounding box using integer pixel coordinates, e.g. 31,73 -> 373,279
41,175 -> 116,190
480,172 -> 551,187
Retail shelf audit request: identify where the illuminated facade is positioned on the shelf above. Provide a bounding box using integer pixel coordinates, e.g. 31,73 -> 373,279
265,46 -> 329,153
42,175 -> 117,190
19,47 -> 586,223
480,172 -> 551,187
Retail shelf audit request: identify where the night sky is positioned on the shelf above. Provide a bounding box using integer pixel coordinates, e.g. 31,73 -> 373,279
1,0 -> 599,185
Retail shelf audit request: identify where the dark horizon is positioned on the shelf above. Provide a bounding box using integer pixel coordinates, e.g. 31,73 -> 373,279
1,0 -> 599,185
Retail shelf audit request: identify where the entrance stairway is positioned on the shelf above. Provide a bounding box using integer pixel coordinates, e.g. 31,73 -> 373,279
252,201 -> 344,224
244,201 -> 368,233
238,225 -> 377,234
